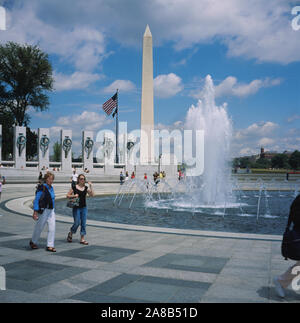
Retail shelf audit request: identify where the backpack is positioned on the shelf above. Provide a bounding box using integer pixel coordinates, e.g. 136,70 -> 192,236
36,184 -> 53,214
281,226 -> 300,261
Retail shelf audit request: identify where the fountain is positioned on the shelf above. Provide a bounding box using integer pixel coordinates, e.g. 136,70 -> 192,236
184,75 -> 233,206
55,75 -> 300,234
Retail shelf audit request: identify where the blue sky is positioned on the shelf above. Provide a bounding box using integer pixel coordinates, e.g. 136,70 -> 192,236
0,0 -> 299,157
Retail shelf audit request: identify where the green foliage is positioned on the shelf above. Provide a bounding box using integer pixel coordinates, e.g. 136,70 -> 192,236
52,141 -> 61,162
0,42 -> 53,160
26,128 -> 38,160
233,150 -> 300,171
233,156 -> 254,168
289,150 -> 300,170
255,158 -> 272,169
0,41 -> 53,126
271,154 -> 289,169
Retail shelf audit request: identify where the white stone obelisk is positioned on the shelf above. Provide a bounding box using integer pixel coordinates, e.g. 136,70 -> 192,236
140,25 -> 154,165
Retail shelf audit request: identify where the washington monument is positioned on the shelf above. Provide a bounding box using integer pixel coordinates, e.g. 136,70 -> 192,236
140,25 -> 155,164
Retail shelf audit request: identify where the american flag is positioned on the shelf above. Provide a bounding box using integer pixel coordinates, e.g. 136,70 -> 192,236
102,92 -> 118,116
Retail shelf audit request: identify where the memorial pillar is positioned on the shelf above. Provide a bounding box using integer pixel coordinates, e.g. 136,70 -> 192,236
38,128 -> 50,170
14,126 -> 27,169
60,130 -> 72,172
82,131 -> 94,172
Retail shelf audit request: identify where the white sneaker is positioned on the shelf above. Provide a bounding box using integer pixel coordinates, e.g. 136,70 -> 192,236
273,276 -> 285,298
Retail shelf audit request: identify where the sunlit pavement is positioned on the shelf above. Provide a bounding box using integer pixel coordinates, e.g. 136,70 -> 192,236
0,183 -> 299,303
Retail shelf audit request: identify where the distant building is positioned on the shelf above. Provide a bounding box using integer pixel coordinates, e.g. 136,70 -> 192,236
260,147 -> 278,160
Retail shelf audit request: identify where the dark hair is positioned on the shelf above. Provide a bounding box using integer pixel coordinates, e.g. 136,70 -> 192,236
77,174 -> 86,184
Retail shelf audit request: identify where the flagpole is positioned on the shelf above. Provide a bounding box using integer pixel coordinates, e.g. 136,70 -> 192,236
115,89 -> 119,164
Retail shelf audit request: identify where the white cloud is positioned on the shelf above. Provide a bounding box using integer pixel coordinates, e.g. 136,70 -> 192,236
3,0 -> 300,70
257,137 -> 275,147
190,76 -> 282,99
215,77 -> 281,98
231,121 -> 300,156
235,121 -> 279,140
103,80 -> 136,94
239,147 -> 258,156
154,73 -> 184,98
56,111 -> 110,132
156,120 -> 184,131
287,115 -> 300,123
54,72 -> 101,91
1,2 -> 106,72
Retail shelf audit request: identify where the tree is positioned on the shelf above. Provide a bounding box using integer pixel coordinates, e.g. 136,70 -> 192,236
271,154 -> 289,169
26,128 -> 38,160
52,141 -> 61,162
0,108 -> 14,159
254,157 -> 271,169
289,150 -> 300,170
0,42 -> 54,126
0,42 -> 53,160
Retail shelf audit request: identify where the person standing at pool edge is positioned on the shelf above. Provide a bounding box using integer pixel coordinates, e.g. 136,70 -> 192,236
67,174 -> 94,245
274,193 -> 300,298
30,172 -> 56,252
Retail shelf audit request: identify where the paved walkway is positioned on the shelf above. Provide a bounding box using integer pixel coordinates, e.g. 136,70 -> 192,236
0,183 -> 299,303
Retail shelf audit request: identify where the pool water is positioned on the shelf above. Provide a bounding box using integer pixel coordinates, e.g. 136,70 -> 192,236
55,191 -> 298,235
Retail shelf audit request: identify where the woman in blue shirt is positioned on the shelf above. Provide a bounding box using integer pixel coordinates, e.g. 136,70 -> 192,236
29,172 -> 56,252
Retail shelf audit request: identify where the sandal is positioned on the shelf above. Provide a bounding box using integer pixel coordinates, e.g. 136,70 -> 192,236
46,247 -> 56,252
29,240 -> 38,249
80,240 -> 89,245
67,232 -> 72,243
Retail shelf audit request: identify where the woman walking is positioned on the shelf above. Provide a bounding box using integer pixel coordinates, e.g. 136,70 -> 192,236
274,193 -> 300,298
30,172 -> 56,252
66,174 -> 94,245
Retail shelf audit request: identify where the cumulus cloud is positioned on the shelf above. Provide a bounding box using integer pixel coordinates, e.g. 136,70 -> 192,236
102,80 -> 136,94
56,111 -> 111,131
191,76 -> 282,99
235,121 -> 279,140
215,77 -> 282,98
54,72 -> 102,91
154,73 -> 184,98
257,137 -> 275,147
287,115 -> 300,123
1,2 -> 106,72
230,121 -> 299,157
3,0 -> 300,68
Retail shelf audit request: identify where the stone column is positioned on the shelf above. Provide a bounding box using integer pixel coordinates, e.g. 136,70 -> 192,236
82,131 -> 94,173
38,128 -> 50,170
140,25 -> 155,165
103,132 -> 115,175
60,130 -> 72,172
14,126 -> 27,169
119,122 -> 128,165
